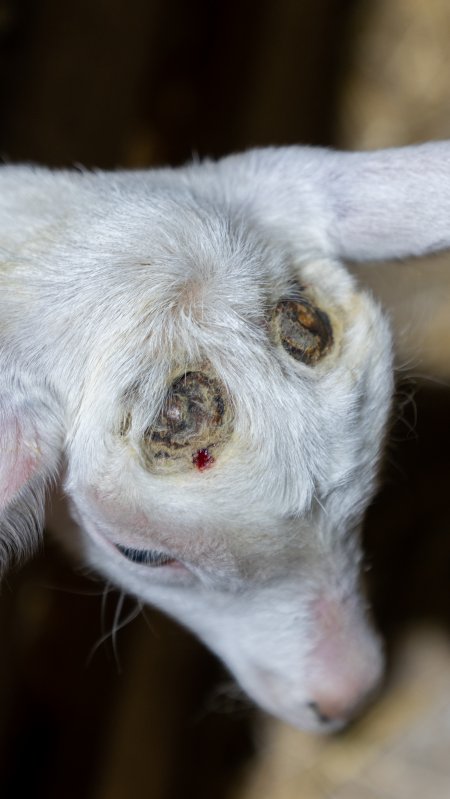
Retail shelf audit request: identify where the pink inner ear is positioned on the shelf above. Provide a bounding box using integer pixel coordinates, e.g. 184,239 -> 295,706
0,416 -> 39,508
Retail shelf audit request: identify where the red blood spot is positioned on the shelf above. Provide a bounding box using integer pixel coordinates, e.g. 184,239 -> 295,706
193,448 -> 214,470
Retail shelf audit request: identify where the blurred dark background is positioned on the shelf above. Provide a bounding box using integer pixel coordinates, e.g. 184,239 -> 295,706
0,0 -> 358,168
1,1 -> 450,798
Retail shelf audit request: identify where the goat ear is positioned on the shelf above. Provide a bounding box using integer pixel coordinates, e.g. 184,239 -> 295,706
0,390 -> 63,572
325,141 -> 450,262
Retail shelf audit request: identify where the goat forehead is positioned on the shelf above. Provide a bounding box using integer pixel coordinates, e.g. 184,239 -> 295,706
65,198 -> 393,522
71,284 -> 392,515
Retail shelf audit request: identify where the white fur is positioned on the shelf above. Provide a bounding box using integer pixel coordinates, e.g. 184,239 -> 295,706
1,142 -> 448,732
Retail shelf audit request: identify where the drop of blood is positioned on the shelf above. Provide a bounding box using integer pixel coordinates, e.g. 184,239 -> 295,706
193,448 -> 214,470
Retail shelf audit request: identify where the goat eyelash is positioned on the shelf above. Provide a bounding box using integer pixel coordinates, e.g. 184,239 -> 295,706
115,544 -> 175,567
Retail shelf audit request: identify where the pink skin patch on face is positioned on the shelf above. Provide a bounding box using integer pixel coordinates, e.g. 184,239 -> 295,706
0,417 -> 39,507
192,448 -> 214,470
0,454 -> 37,506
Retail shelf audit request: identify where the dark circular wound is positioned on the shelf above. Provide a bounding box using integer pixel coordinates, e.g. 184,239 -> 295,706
142,371 -> 231,471
273,297 -> 333,365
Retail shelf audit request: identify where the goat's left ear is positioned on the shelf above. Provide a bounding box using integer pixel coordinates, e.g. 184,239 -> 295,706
324,141 -> 450,262
235,141 -> 450,263
0,388 -> 63,572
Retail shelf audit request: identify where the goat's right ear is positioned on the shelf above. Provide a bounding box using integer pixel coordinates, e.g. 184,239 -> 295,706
0,390 -> 63,572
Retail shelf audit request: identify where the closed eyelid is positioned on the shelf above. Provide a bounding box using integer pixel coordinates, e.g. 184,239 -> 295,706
115,544 -> 176,567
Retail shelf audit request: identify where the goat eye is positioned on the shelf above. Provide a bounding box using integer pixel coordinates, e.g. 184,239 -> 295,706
272,297 -> 333,365
116,544 -> 176,567
142,371 -> 232,472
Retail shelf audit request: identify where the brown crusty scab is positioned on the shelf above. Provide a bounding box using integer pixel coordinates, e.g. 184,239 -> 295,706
272,295 -> 333,365
141,370 -> 233,473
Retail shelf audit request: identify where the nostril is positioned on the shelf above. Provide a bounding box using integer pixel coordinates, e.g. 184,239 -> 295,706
306,675 -> 381,726
307,700 -> 333,725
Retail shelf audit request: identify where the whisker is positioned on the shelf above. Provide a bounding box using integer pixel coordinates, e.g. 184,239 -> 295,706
111,591 -> 125,672
138,603 -> 159,638
101,581 -> 112,647
85,590 -> 142,670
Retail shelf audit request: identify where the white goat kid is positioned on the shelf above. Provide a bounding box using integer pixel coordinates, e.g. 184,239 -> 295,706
0,143 -> 449,732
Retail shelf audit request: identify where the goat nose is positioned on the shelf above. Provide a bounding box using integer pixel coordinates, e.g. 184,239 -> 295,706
307,674 -> 380,726
307,697 -> 357,725
308,700 -> 338,725
307,595 -> 385,726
